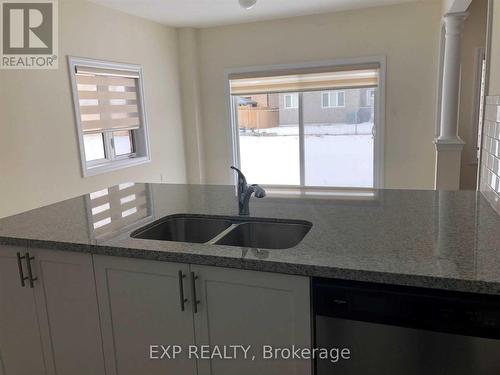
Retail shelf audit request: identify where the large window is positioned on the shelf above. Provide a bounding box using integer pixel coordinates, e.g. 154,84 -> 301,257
230,65 -> 381,188
69,57 -> 151,177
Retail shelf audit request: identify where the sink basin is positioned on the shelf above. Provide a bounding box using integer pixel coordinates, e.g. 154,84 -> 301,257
215,220 -> 312,249
131,214 -> 312,249
130,214 -> 234,244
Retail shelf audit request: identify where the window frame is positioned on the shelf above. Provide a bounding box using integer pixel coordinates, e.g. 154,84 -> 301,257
225,57 -> 386,190
111,130 -> 136,158
472,47 -> 486,164
68,56 -> 151,177
321,90 -> 346,108
283,93 -> 298,109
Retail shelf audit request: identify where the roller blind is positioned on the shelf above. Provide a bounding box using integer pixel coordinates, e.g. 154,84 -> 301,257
75,65 -> 142,133
230,66 -> 379,95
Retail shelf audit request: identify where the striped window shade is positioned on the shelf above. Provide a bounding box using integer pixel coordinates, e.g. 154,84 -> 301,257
230,65 -> 380,95
75,65 -> 142,134
89,183 -> 151,239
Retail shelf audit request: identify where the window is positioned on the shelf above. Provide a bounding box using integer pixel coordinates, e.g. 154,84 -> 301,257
284,93 -> 298,109
321,91 -> 345,108
69,57 -> 151,177
230,64 -> 381,188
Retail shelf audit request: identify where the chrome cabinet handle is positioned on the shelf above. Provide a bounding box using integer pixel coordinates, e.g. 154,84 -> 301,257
16,252 -> 28,287
178,270 -> 188,311
24,252 -> 37,288
190,272 -> 200,314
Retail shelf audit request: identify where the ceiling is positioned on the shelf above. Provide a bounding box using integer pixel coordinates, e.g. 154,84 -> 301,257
89,0 -> 419,28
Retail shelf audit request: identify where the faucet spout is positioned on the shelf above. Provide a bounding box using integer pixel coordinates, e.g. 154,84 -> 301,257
231,166 -> 266,216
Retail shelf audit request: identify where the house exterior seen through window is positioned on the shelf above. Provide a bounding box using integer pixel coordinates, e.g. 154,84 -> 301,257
230,66 -> 380,188
366,89 -> 375,107
69,57 -> 151,177
321,91 -> 345,108
284,93 -> 298,109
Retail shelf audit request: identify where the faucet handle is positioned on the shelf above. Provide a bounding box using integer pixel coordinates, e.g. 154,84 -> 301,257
251,184 -> 266,198
230,166 -> 247,186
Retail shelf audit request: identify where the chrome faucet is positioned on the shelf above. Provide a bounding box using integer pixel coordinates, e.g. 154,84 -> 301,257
231,166 -> 266,216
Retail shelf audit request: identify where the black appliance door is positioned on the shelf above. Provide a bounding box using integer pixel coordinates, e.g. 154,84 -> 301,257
313,278 -> 500,375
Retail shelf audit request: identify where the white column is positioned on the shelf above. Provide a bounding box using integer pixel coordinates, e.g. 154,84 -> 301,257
435,12 -> 468,190
178,28 -> 205,184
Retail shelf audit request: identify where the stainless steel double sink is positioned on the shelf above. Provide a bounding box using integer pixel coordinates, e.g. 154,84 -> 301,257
130,214 -> 312,250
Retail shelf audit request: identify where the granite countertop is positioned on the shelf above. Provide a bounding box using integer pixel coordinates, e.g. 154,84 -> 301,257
1,183 -> 500,295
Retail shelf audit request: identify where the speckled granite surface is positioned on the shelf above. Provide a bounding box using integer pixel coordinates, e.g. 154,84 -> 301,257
1,183 -> 500,295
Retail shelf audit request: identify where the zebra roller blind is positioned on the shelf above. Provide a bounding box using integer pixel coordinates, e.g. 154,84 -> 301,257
74,65 -> 142,133
230,66 -> 379,95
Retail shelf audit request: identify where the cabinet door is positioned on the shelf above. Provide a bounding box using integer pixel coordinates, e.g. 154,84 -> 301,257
94,255 -> 196,375
191,265 -> 312,375
0,245 -> 49,375
30,248 -> 106,375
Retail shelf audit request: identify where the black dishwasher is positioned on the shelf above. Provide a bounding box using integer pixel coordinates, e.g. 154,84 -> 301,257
313,277 -> 500,375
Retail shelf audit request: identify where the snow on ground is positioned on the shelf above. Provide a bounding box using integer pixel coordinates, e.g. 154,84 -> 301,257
240,123 -> 374,187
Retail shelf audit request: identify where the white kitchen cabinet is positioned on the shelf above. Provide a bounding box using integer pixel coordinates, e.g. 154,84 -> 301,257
30,248 -> 106,375
0,245 -> 48,375
0,246 -> 105,375
191,265 -> 311,375
2,245 -> 311,375
94,256 -> 311,375
93,255 -> 197,375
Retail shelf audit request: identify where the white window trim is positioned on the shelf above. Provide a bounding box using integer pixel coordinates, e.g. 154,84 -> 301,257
225,56 -> 386,189
283,93 -> 298,109
321,91 -> 345,108
68,56 -> 151,178
471,47 -> 486,164
336,91 -> 345,108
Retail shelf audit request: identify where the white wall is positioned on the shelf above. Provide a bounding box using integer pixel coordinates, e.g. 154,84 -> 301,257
0,0 -> 187,218
489,0 -> 500,95
177,28 -> 205,184
458,0 -> 488,190
187,1 -> 443,189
